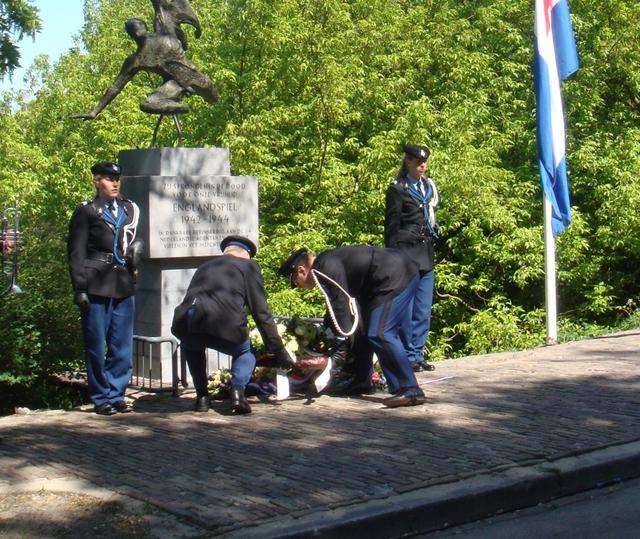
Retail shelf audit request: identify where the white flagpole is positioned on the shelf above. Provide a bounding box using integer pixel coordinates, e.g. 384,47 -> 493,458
544,197 -> 558,344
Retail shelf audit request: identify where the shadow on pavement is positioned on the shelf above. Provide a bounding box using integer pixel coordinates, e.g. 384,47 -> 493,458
1,336 -> 639,535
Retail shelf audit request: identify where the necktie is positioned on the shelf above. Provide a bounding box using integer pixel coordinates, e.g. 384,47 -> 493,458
109,201 -> 117,218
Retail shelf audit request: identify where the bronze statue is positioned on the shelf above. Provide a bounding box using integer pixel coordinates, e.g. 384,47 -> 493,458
71,0 -> 218,123
152,0 -> 201,51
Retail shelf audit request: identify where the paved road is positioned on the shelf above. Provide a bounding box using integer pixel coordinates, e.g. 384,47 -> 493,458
424,477 -> 640,538
1,330 -> 640,537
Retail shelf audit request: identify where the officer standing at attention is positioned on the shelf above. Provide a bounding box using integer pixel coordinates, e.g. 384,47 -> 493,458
68,162 -> 142,416
171,236 -> 294,414
385,144 -> 439,373
278,245 -> 427,408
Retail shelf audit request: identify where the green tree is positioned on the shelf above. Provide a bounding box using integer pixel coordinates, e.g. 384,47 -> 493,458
1,0 -> 640,410
0,0 -> 41,79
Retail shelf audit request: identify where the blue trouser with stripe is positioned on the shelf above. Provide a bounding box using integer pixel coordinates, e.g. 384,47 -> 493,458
400,269 -> 435,364
350,274 -> 420,394
81,295 -> 134,406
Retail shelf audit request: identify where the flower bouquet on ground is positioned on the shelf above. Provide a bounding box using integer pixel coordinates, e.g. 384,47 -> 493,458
208,318 -> 388,399
371,360 -> 387,392
250,317 -> 335,358
206,318 -> 333,400
206,367 -> 279,399
207,368 -> 232,400
249,317 -> 335,393
245,367 -> 278,397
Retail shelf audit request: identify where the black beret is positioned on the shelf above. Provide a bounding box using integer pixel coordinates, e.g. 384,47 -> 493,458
277,248 -> 309,281
220,235 -> 257,258
91,162 -> 121,175
403,144 -> 430,161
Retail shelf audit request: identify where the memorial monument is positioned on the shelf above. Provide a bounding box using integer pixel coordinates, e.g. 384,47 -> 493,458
71,1 -> 258,383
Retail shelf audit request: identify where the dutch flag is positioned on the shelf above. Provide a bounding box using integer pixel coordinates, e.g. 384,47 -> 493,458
534,0 -> 579,236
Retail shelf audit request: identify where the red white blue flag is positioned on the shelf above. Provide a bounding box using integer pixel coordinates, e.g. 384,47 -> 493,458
534,0 -> 579,236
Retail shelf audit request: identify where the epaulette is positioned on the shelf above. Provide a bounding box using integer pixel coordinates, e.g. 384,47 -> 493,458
390,179 -> 409,190
391,178 -> 409,191
81,199 -> 103,216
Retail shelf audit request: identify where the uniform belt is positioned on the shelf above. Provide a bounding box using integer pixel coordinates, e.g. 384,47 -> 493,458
88,252 -> 117,264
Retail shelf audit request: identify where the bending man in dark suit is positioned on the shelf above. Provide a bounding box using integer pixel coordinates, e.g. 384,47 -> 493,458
278,245 -> 427,408
172,236 -> 293,414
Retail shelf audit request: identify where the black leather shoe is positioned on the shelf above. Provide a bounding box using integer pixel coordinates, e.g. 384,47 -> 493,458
332,378 -> 375,396
112,400 -> 133,413
194,395 -> 211,412
231,385 -> 251,414
94,403 -> 117,416
412,361 -> 436,372
383,387 -> 427,408
413,387 -> 428,404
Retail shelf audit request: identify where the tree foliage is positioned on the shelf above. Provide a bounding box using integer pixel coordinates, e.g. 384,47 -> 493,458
0,0 -> 41,79
1,0 -> 639,408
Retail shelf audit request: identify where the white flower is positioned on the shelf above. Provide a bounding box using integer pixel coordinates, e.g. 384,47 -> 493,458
285,340 -> 299,355
249,327 -> 261,338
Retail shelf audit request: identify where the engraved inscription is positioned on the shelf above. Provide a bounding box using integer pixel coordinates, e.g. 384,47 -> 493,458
148,176 -> 258,258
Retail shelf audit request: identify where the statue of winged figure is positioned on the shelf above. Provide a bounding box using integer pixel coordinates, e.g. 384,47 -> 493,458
71,0 -> 219,120
152,0 -> 201,50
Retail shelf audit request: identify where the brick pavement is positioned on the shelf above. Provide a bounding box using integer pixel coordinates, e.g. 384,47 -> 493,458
1,330 -> 639,537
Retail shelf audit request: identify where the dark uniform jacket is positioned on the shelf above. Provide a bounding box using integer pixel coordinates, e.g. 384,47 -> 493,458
384,177 -> 437,273
67,197 -> 138,298
313,246 -> 419,333
171,255 -> 286,353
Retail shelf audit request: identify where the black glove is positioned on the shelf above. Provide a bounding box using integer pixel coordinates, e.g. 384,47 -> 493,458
74,292 -> 90,313
330,340 -> 349,370
125,238 -> 144,275
273,348 -> 296,369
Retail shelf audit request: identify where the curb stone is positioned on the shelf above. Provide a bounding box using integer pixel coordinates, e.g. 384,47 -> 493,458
2,330 -> 639,538
222,440 -> 640,539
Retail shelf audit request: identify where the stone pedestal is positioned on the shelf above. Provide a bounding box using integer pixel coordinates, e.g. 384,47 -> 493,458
119,147 -> 259,382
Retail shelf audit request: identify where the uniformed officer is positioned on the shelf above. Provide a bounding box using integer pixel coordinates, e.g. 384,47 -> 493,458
385,144 -> 439,373
171,236 -> 294,414
278,245 -> 427,408
67,161 -> 142,415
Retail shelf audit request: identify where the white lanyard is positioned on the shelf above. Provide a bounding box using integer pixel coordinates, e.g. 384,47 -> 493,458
121,201 -> 140,254
311,268 -> 359,337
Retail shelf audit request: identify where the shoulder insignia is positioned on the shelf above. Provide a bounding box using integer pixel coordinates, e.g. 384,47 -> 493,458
86,199 -> 103,216
390,179 -> 409,190
75,200 -> 92,211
